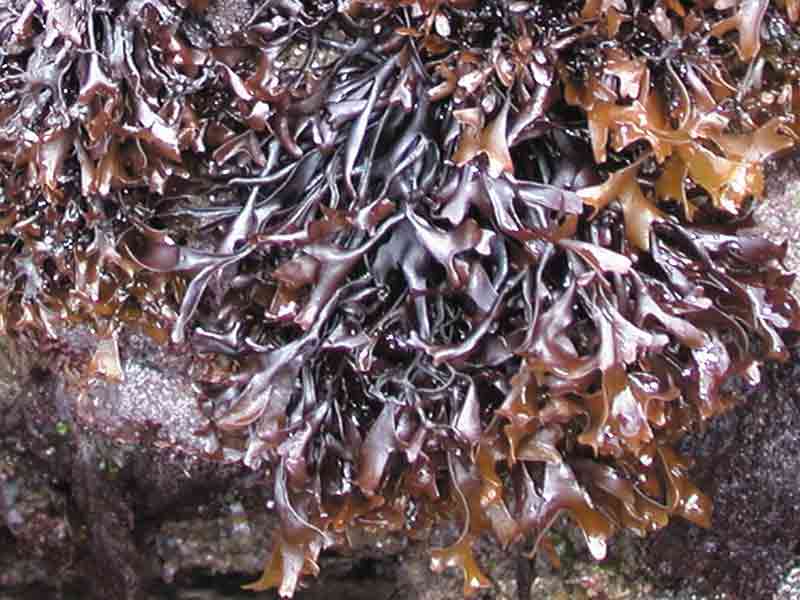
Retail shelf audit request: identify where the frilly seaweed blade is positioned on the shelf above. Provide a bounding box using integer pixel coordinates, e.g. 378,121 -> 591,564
1,0 -> 799,596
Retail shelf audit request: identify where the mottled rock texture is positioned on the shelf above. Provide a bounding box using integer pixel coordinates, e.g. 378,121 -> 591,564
640,350 -> 800,599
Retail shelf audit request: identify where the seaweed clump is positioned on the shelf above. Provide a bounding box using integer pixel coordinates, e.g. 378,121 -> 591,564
1,0 -> 799,596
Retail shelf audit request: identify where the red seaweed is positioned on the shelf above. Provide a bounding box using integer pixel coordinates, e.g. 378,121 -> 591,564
0,0 -> 799,597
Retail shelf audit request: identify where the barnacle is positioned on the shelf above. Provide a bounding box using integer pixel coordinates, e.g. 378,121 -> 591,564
1,0 -> 799,597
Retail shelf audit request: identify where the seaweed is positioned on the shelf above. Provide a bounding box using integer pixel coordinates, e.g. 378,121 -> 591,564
0,0 -> 799,597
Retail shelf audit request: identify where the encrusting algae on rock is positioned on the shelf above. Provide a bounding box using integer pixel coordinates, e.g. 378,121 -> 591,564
0,0 -> 799,597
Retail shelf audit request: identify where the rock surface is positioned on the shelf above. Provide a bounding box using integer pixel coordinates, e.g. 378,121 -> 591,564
638,351 -> 800,600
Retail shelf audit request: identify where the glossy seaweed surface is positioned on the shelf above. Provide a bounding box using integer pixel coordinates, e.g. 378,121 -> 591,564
1,0 -> 800,597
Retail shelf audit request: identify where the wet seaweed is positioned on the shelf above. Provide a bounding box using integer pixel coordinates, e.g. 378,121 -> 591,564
1,0 -> 799,596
